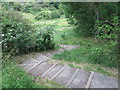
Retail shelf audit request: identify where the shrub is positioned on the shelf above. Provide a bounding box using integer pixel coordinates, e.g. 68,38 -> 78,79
35,11 -> 51,20
1,10 -> 33,55
51,10 -> 60,19
88,46 -> 118,68
1,10 -> 55,58
96,15 -> 119,41
35,10 -> 60,20
34,25 -> 55,51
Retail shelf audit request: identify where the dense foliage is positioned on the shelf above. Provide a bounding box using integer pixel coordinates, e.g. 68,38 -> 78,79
34,25 -> 55,51
61,2 -> 119,68
1,2 -> 61,15
35,10 -> 60,20
1,9 -> 55,59
2,10 -> 32,55
63,2 -> 119,39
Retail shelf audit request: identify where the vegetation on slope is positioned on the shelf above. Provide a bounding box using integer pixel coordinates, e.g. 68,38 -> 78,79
1,2 -> 119,88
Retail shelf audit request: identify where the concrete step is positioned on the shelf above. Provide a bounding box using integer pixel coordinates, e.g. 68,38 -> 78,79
22,58 -> 38,65
28,61 -> 53,77
89,72 -> 118,88
53,66 -> 76,85
35,54 -> 50,61
66,68 -> 79,87
43,53 -> 53,58
59,45 -> 79,50
45,64 -> 64,79
19,64 -> 35,71
41,64 -> 57,78
69,69 -> 90,88
50,50 -> 59,55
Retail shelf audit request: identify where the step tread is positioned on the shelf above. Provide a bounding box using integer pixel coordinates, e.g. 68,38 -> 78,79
90,72 -> 118,88
69,69 -> 90,88
53,66 -> 76,85
28,62 -> 53,77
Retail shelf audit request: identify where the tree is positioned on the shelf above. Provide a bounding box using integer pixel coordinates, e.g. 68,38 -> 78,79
63,2 -> 118,37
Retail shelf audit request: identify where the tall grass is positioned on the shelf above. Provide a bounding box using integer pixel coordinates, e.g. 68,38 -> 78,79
54,41 -> 117,68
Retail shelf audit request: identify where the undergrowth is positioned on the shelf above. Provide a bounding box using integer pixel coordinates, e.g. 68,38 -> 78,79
54,40 -> 118,68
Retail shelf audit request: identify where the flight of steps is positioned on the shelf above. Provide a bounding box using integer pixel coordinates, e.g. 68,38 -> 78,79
18,45 -> 118,88
19,55 -> 118,88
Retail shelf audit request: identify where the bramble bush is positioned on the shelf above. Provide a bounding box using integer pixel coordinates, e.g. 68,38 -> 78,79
1,10 -> 55,61
1,10 -> 33,56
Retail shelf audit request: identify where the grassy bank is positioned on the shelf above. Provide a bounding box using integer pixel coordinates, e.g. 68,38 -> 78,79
2,12 -> 117,88
2,63 -> 40,88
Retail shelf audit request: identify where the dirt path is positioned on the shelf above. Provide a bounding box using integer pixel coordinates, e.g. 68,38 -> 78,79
18,45 -> 118,88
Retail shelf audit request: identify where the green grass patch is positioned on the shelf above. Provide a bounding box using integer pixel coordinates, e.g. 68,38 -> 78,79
68,64 -> 81,69
2,63 -> 41,88
53,45 -> 117,68
84,64 -> 118,78
36,77 -> 66,88
22,12 -> 69,29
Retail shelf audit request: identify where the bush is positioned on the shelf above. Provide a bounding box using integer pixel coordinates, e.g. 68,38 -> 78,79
51,10 -> 60,19
34,25 -> 55,51
35,11 -> 51,20
96,15 -> 119,41
1,10 -> 55,58
35,10 -> 60,20
1,10 -> 33,55
63,3 -> 118,37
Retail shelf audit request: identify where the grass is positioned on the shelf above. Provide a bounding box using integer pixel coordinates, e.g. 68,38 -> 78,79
2,63 -> 41,88
35,77 -> 66,88
2,62 -> 66,88
22,12 -> 70,29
